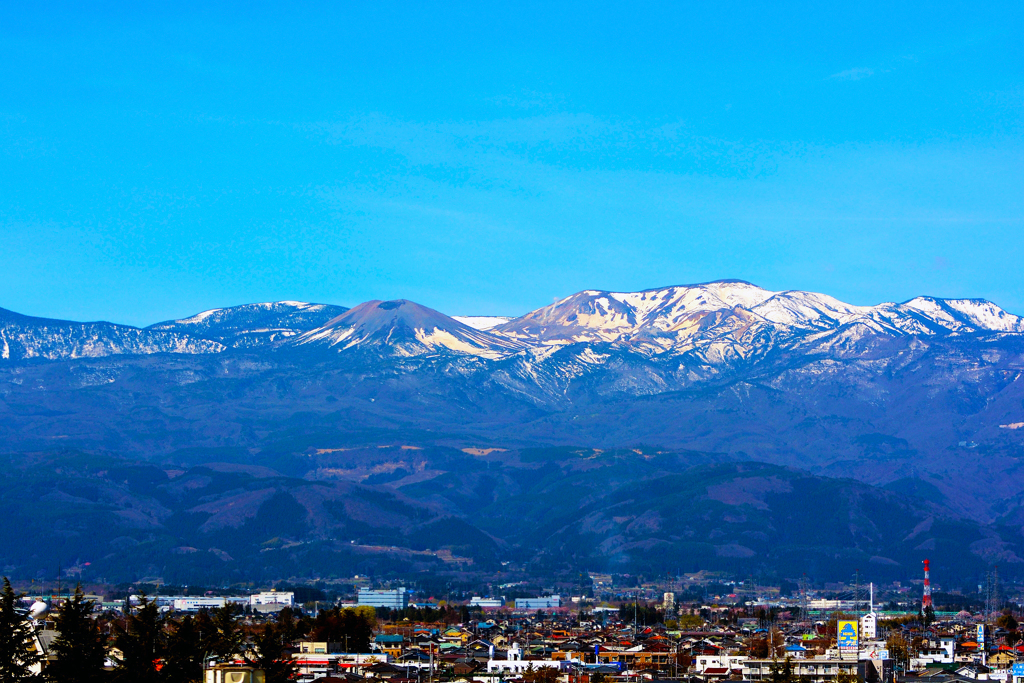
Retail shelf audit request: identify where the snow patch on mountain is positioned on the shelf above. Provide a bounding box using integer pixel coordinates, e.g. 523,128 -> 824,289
452,316 -> 514,330
415,328 -> 508,358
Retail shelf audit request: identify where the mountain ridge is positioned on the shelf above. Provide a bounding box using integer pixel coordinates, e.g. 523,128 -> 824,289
0,447 -> 1014,583
4,280 -> 1023,364
149,300 -> 349,348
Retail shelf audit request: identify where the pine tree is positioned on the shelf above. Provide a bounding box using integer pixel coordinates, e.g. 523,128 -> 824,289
769,656 -> 794,683
209,604 -> 244,663
271,607 -> 303,646
46,586 -> 107,683
0,577 -> 42,682
162,615 -> 204,683
192,610 -> 220,664
247,620 -> 297,683
110,597 -> 163,683
309,606 -> 374,652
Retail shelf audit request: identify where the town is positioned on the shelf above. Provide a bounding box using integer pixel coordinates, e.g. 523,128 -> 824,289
5,562 -> 1024,683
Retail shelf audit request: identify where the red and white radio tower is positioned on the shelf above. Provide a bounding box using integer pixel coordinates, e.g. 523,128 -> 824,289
923,559 -> 933,609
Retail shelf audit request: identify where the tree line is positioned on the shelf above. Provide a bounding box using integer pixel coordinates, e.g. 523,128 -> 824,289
374,604 -> 473,624
0,577 -> 377,683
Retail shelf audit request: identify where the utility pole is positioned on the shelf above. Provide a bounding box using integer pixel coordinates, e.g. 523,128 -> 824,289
855,571 -> 861,663
854,570 -> 861,619
799,575 -> 807,623
983,572 -> 990,623
993,566 -> 1000,620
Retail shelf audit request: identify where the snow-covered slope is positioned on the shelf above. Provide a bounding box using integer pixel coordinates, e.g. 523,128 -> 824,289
451,316 -> 513,330
496,280 -> 773,345
293,300 -> 526,358
0,307 -> 224,362
904,297 -> 1024,334
494,281 -> 1024,359
149,301 -> 349,347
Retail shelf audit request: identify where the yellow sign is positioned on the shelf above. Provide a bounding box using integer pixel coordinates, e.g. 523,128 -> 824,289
837,620 -> 859,651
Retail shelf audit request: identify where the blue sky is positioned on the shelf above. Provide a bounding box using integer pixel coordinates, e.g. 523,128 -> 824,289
2,1 -> 1022,325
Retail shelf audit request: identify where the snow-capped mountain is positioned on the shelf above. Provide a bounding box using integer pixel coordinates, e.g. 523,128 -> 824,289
0,307 -> 224,362
2,281 -> 1022,365
293,300 -> 526,358
7,282 -> 1024,535
149,301 -> 349,348
494,281 -> 1024,360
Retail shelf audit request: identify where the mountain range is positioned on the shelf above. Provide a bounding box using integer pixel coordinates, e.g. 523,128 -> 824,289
7,280 -> 1023,362
3,280 -> 1024,585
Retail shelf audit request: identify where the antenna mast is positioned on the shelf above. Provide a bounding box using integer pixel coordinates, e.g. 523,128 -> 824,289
922,560 -> 932,610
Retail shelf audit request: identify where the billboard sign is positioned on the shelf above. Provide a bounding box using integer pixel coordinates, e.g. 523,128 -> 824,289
977,624 -> 986,648
838,620 -> 859,656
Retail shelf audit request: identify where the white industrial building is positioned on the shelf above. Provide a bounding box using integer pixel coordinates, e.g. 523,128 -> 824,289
469,597 -> 504,608
173,597 -> 227,612
249,590 -> 295,607
514,596 -> 560,609
357,587 -> 409,609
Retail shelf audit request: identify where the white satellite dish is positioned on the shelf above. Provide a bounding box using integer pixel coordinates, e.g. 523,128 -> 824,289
28,601 -> 49,619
